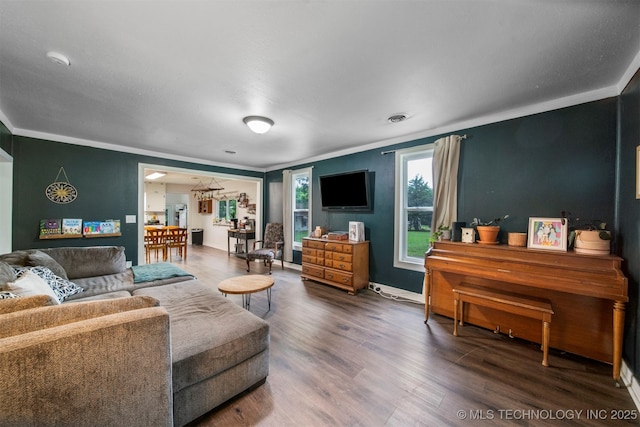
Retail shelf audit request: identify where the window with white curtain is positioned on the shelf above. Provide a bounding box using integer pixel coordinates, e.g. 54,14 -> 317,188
289,168 -> 312,251
394,144 -> 435,271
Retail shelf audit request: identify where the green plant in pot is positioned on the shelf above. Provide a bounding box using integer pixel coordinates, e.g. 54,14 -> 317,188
470,215 -> 509,244
429,224 -> 451,244
562,211 -> 612,255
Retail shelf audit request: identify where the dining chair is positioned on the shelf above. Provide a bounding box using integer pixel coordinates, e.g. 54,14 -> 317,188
166,227 -> 188,261
145,228 -> 168,263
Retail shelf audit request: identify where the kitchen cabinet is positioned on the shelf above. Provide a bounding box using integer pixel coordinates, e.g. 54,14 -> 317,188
198,200 -> 212,214
145,182 -> 166,211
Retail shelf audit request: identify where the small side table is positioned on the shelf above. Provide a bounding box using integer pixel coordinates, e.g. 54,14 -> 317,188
227,229 -> 256,257
217,274 -> 274,311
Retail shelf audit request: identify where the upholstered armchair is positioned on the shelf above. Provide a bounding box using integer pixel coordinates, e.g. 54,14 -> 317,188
246,223 -> 284,274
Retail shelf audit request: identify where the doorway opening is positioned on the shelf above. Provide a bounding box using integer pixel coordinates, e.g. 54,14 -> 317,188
138,163 -> 263,264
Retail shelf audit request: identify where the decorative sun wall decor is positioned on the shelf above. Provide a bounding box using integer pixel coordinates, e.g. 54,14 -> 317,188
45,167 -> 78,204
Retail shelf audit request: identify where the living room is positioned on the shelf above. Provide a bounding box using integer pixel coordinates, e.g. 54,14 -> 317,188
1,1 -> 640,425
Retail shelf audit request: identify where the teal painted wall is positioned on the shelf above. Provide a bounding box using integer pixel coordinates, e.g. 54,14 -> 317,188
266,98 -> 619,294
10,135 -> 262,264
618,68 -> 640,379
457,99 -> 618,235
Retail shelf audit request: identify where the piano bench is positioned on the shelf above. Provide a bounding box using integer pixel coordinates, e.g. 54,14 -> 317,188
452,284 -> 554,367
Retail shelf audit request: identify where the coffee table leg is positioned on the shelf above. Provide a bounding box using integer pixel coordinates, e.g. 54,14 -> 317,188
244,293 -> 251,310
267,287 -> 271,311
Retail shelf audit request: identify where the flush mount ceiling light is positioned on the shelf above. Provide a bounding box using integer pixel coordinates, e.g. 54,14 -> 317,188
145,172 -> 166,180
243,116 -> 274,134
388,113 -> 408,123
46,51 -> 71,67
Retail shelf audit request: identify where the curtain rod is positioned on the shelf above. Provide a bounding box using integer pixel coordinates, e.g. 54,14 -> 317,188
380,134 -> 468,155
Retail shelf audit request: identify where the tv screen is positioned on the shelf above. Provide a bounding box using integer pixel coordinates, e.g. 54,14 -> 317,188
319,170 -> 371,211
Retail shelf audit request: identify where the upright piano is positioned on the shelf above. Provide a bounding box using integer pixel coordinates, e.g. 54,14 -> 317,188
424,241 -> 628,381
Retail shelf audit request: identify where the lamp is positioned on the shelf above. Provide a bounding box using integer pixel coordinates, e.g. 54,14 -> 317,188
243,116 -> 274,134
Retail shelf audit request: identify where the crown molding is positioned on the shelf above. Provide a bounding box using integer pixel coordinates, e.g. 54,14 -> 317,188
11,127 -> 266,173
267,85 -> 619,172
618,48 -> 640,93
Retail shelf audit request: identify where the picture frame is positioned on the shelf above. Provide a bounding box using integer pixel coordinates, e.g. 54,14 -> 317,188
527,217 -> 567,251
636,146 -> 640,199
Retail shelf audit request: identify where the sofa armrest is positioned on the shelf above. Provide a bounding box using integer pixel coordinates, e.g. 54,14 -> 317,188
0,294 -> 57,315
0,295 -> 159,339
0,305 -> 173,427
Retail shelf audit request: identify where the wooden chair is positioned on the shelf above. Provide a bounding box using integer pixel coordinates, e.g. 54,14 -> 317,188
246,223 -> 284,274
145,228 -> 167,263
166,228 -> 188,261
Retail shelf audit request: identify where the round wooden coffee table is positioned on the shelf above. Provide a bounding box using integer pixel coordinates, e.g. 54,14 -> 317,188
217,274 -> 274,311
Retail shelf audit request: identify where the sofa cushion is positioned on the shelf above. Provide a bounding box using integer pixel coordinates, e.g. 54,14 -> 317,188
42,246 -> 126,280
13,266 -> 83,303
2,270 -> 61,304
66,291 -> 132,302
26,250 -> 69,279
0,261 -> 16,287
133,280 -> 270,394
65,270 -> 195,302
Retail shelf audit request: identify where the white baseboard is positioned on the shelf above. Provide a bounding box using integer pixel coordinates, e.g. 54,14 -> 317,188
622,360 -> 640,410
367,281 -> 424,304
284,261 -> 301,271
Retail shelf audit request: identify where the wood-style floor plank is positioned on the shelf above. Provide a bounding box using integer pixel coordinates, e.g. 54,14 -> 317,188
161,245 -> 637,426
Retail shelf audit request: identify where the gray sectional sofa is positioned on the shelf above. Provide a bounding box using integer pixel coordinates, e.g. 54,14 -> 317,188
0,246 -> 269,427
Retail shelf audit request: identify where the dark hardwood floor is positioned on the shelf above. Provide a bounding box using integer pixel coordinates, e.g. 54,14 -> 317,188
165,245 -> 637,426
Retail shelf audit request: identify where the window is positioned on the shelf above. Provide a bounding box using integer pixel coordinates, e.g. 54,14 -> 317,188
291,169 -> 311,249
394,144 -> 434,271
217,199 -> 236,221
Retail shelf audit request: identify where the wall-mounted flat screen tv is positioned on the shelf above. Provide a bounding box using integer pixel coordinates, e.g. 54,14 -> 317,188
319,170 -> 372,211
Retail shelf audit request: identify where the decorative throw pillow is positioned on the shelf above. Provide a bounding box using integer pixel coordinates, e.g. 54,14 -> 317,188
0,250 -> 31,267
0,291 -> 19,299
13,266 -> 83,303
27,250 -> 69,280
2,270 -> 61,304
0,261 -> 16,287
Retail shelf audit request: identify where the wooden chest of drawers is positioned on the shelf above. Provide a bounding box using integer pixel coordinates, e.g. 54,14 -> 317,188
301,237 -> 369,295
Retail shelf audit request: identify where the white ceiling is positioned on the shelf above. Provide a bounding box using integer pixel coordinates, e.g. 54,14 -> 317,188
1,1 -> 639,173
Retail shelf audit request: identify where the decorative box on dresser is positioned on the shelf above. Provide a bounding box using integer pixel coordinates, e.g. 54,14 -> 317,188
301,237 -> 369,295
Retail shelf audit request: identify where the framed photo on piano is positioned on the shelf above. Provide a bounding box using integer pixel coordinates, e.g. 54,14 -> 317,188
527,217 -> 568,251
